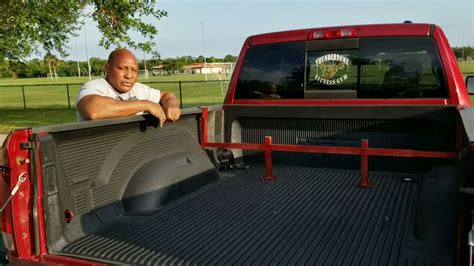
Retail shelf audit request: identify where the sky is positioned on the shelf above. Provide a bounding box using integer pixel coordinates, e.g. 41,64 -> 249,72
64,0 -> 474,61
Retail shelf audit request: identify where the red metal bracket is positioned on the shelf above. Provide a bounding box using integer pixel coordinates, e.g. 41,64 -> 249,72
262,136 -> 276,181
201,107 -> 209,145
199,107 -> 459,188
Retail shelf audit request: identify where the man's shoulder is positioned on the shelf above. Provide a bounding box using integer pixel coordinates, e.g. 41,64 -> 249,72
132,82 -> 160,102
83,78 -> 108,88
133,82 -> 152,90
132,82 -> 160,93
77,78 -> 114,99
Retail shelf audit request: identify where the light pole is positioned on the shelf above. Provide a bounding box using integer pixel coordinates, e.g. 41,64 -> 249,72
201,20 -> 207,81
84,24 -> 92,80
143,50 -> 149,79
462,27 -> 466,60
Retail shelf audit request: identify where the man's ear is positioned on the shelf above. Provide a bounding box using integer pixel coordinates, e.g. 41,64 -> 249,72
104,63 -> 109,72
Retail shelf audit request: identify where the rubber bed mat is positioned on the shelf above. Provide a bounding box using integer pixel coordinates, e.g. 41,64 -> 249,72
60,166 -> 453,265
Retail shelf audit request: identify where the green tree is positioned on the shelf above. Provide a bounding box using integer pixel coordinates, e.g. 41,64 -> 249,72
56,60 -> 76,77
196,56 -> 205,63
180,55 -> 194,65
453,46 -> 474,60
0,59 -> 13,78
162,58 -> 185,74
8,61 -> 27,79
0,1 -> 166,61
28,59 -> 47,78
138,60 -> 154,72
223,55 -> 237,62
44,53 -> 59,81
89,57 -> 107,76
207,56 -> 215,63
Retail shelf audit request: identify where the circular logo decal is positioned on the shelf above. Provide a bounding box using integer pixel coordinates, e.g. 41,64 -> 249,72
314,54 -> 350,85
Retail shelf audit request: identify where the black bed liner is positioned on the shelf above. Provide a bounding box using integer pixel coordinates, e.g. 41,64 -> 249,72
58,166 -> 453,265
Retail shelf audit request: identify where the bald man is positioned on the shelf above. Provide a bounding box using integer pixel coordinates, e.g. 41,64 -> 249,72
76,49 -> 180,126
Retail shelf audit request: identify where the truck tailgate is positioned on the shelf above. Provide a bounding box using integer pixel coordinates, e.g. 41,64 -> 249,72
57,166 -> 453,265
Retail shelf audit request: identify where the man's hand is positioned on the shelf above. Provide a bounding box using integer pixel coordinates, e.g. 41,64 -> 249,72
146,102 -> 167,127
163,106 -> 181,121
160,91 -> 181,122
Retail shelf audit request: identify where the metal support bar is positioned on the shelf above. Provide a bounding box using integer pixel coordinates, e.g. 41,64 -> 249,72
262,136 -> 275,181
359,139 -> 371,188
201,141 -> 457,159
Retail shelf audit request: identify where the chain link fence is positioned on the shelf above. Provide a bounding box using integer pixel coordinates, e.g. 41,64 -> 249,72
0,80 -> 229,109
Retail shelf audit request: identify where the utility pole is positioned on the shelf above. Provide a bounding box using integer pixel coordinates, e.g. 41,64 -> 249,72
201,20 -> 207,81
84,24 -> 92,80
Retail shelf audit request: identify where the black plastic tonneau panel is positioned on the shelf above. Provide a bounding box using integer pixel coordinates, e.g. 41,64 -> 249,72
59,166 -> 454,265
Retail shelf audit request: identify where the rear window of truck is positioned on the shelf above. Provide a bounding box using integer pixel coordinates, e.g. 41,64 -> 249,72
235,37 -> 448,99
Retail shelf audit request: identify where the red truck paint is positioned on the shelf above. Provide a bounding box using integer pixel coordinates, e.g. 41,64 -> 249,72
3,129 -> 35,260
1,23 -> 471,264
224,23 -> 470,106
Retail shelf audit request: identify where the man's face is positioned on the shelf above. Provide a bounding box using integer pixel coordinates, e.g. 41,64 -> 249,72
106,52 -> 139,93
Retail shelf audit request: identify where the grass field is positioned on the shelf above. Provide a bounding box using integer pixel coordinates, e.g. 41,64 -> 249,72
459,61 -> 474,74
0,73 -> 229,86
0,79 -> 228,109
0,109 -> 77,132
1,64 -> 474,133
0,74 -> 229,132
0,73 -> 228,107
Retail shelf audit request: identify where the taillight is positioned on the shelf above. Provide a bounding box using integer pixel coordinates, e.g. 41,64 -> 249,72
308,28 -> 358,40
1,202 -> 16,253
0,144 -> 16,253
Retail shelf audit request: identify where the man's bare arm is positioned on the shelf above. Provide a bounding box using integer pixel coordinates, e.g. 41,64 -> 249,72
160,91 -> 181,121
77,95 -> 166,125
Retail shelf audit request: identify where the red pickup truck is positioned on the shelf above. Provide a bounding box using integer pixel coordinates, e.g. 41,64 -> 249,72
2,23 -> 474,265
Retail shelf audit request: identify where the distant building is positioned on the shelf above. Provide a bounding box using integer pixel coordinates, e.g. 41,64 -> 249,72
183,63 -> 235,75
151,64 -> 165,75
151,62 -> 236,76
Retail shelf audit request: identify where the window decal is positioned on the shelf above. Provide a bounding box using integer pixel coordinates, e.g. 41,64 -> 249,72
314,54 -> 350,85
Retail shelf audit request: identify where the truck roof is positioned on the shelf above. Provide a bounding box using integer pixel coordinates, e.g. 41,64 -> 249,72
249,23 -> 434,46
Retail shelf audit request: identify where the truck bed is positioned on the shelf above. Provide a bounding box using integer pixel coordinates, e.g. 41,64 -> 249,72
57,165 -> 453,265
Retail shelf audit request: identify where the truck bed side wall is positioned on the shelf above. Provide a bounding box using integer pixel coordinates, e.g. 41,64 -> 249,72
38,112 -> 219,252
